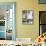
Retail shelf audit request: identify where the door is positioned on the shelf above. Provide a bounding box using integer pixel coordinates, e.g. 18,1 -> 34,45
0,2 -> 16,40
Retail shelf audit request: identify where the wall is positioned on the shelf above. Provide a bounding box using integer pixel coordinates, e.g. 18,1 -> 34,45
0,0 -> 46,40
16,0 -> 39,40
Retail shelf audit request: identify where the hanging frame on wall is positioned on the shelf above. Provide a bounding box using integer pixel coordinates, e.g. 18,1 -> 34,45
22,10 -> 33,24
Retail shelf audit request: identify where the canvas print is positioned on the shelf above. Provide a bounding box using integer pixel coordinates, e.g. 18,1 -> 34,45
22,10 -> 33,24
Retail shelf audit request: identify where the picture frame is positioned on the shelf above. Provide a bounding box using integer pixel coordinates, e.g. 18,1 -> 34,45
22,10 -> 33,24
39,0 -> 46,4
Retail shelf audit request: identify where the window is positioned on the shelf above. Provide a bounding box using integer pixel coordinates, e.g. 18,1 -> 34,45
39,11 -> 46,35
0,2 -> 16,40
39,0 -> 46,4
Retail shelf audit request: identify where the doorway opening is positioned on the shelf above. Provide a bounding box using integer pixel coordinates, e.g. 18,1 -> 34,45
39,11 -> 46,35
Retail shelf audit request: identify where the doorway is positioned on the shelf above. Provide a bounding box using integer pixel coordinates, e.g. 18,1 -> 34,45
0,2 -> 16,40
39,11 -> 46,35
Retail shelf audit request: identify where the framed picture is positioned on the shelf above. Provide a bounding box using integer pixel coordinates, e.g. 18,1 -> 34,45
39,0 -> 46,4
22,10 -> 33,24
